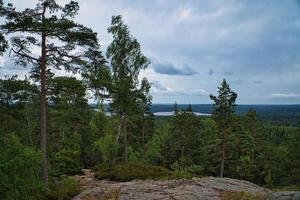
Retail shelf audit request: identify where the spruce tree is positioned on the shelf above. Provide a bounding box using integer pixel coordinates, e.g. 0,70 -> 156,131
209,79 -> 237,177
1,0 -> 105,182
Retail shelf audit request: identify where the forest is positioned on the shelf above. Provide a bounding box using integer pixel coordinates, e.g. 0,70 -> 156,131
0,1 -> 299,200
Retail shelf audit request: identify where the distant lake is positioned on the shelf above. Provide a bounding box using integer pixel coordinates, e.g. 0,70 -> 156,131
153,111 -> 211,116
91,104 -> 300,125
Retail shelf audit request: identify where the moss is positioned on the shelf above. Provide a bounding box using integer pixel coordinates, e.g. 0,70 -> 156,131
221,190 -> 266,200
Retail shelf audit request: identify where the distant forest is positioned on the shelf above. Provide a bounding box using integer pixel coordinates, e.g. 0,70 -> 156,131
91,103 -> 300,125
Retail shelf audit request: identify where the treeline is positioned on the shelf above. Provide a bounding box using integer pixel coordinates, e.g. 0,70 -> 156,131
0,0 -> 299,200
1,74 -> 300,199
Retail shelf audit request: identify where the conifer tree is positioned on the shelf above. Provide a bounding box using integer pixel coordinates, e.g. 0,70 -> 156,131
1,0 -> 105,182
209,79 -> 237,177
187,104 -> 192,112
173,101 -> 179,114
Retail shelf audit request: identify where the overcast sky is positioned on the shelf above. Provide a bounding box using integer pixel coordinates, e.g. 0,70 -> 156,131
1,0 -> 300,104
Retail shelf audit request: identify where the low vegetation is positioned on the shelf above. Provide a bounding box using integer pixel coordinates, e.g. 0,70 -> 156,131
94,162 -> 194,182
46,177 -> 80,200
220,191 -> 266,200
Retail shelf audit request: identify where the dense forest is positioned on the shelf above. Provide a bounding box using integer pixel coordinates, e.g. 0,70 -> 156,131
0,1 -> 299,200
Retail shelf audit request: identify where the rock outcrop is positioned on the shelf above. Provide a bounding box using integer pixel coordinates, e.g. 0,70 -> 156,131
267,192 -> 300,200
72,169 -> 299,200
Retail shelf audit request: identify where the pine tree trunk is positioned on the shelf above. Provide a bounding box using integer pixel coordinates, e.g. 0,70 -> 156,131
220,140 -> 225,178
142,118 -> 145,151
124,114 -> 128,163
40,14 -> 48,183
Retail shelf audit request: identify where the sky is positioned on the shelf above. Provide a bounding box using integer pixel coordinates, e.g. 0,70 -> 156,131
1,0 -> 300,104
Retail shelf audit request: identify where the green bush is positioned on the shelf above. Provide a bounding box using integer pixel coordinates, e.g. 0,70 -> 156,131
94,162 -> 172,181
169,161 -> 193,179
0,134 -> 46,200
47,177 -> 80,200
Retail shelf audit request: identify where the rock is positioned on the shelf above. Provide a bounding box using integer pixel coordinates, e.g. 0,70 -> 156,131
73,169 -> 299,200
73,172 -> 269,200
267,192 -> 300,200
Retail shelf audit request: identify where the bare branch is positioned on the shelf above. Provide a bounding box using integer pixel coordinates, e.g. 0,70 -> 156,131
10,48 -> 39,63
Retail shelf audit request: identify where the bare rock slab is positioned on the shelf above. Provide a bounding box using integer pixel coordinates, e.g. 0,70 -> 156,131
73,176 -> 270,200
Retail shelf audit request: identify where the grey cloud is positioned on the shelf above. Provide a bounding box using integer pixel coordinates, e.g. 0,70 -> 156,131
151,80 -> 167,91
224,70 -> 234,76
229,80 -> 243,85
208,68 -> 215,76
3,0 -> 300,104
151,59 -> 197,76
150,80 -> 208,96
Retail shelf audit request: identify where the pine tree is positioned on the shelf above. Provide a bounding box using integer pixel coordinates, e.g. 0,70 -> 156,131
173,101 -> 178,114
209,79 -> 237,177
1,0 -> 104,182
187,104 -> 192,112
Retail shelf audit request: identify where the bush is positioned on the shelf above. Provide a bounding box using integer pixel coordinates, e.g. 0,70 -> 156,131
221,191 -> 266,200
94,162 -> 172,181
47,177 -> 80,200
0,134 -> 46,200
169,161 -> 193,179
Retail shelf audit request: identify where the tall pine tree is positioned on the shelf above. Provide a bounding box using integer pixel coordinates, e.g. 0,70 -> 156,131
1,0 -> 106,182
209,79 -> 237,177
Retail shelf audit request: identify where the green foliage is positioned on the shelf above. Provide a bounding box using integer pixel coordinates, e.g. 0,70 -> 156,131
51,133 -> 82,177
144,127 -> 169,165
169,161 -> 193,179
0,134 -> 46,200
94,162 -> 171,182
93,133 -> 119,165
209,79 -> 237,177
128,146 -> 141,162
47,177 -> 80,200
1,0 -> 103,74
221,191 -> 265,200
237,155 -> 255,181
0,76 -> 39,145
106,15 -> 151,162
286,124 -> 300,184
162,110 -> 202,167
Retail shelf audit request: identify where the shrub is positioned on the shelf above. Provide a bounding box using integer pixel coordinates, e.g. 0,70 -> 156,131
0,134 -> 46,200
94,162 -> 172,181
169,161 -> 193,179
221,191 -> 266,200
47,177 -> 80,200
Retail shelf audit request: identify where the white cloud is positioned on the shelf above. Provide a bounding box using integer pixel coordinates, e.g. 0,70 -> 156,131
151,80 -> 208,97
270,93 -> 300,99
